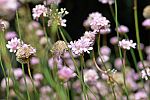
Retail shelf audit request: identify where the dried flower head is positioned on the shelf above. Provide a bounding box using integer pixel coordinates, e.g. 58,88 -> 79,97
118,39 -> 136,50
16,44 -> 36,63
51,40 -> 68,56
143,5 -> 150,19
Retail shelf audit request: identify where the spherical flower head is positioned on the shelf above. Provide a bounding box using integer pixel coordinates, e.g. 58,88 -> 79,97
28,21 -> 40,30
40,86 -> 52,94
6,37 -> 21,53
142,19 -> 150,29
98,0 -> 114,5
32,5 -> 47,20
141,67 -> 150,80
137,60 -> 150,69
58,66 -> 75,81
100,46 -> 111,56
13,68 -> 23,79
117,25 -> 129,34
118,39 -> 136,50
96,55 -> 109,65
68,37 -> 93,55
145,46 -> 150,55
110,36 -> 118,45
90,15 -> 110,33
135,90 -> 148,100
114,58 -> 122,70
16,44 -> 36,63
33,73 -> 43,81
84,69 -> 99,85
35,29 -> 44,37
30,57 -> 39,65
1,77 -> 13,90
5,31 -> 17,40
83,12 -> 102,28
51,40 -> 68,56
82,31 -> 96,44
20,76 -> 33,91
143,5 -> 150,18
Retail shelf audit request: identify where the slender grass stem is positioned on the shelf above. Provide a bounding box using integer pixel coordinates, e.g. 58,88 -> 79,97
122,50 -> 129,99
112,86 -> 116,100
21,64 -> 30,100
16,10 -> 21,39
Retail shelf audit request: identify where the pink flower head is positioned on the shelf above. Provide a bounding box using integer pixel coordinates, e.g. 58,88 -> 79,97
68,37 -> 93,55
117,25 -> 129,34
118,39 -> 136,50
141,67 -> 150,80
30,57 -> 39,65
110,36 -> 119,45
33,73 -> 43,81
114,58 -> 122,70
5,31 -> 17,40
6,37 -> 21,53
13,68 -> 23,79
1,77 -> 13,89
135,90 -> 148,100
84,69 -> 99,85
32,5 -> 47,20
142,19 -> 150,28
145,46 -> 150,55
58,66 -> 75,81
100,46 -> 111,56
137,60 -> 150,69
48,57 -> 63,69
35,29 -> 44,37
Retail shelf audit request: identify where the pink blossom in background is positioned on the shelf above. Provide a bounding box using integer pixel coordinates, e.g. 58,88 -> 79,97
145,46 -> 150,55
13,68 -> 23,79
114,58 -> 122,70
58,66 -> 75,81
135,90 -> 148,100
100,46 -> 111,56
35,29 -> 44,37
30,57 -> 40,65
110,36 -> 118,45
117,25 -> 129,34
5,31 -> 17,40
1,77 -> 13,90
118,39 -> 136,50
142,19 -> 150,28
33,73 -> 43,81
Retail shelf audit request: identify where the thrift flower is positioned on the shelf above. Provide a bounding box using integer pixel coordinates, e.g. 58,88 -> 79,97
100,46 -> 111,56
143,5 -> 150,19
68,37 -> 93,55
117,25 -> 129,34
13,68 -> 23,79
1,77 -> 13,90
58,66 -> 75,81
6,37 -> 21,53
84,69 -> 99,85
32,5 -> 47,20
5,31 -> 17,40
118,39 -> 136,50
142,19 -> 150,28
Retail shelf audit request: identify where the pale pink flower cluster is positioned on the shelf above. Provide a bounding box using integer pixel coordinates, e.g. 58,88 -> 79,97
58,66 -> 75,81
98,0 -> 114,5
118,39 -> 136,50
5,31 -> 17,40
141,67 -> 150,80
68,37 -> 93,55
117,25 -> 129,34
32,5 -> 48,20
84,69 -> 99,85
6,37 -> 21,53
84,12 -> 110,33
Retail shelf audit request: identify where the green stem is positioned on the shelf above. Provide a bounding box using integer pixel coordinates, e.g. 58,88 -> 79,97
112,86 -> 116,100
122,50 -> 129,99
21,64 -> 30,100
27,62 -> 38,97
16,10 -> 21,39
97,33 -> 100,55
133,0 -> 145,68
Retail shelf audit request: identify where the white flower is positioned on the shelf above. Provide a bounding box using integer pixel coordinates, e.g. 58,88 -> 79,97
98,0 -> 114,5
6,37 -> 21,53
32,5 -> 48,20
68,37 -> 93,55
84,69 -> 99,85
141,67 -> 150,80
118,39 -> 136,50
